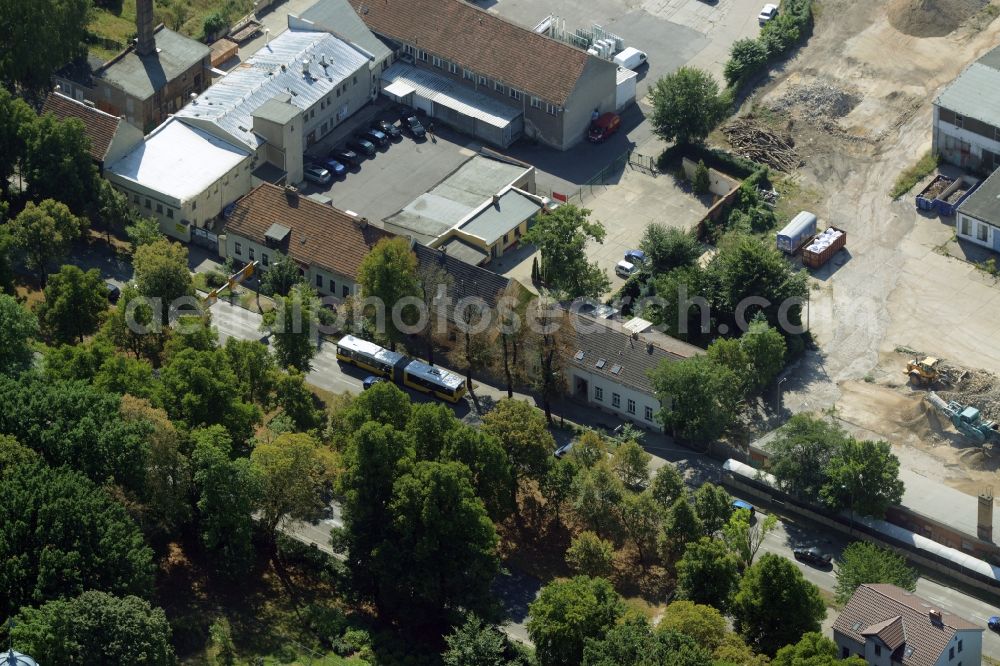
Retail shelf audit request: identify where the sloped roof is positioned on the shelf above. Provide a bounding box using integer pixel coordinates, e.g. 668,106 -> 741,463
411,243 -> 512,311
42,91 -> 122,162
348,0 -> 591,105
96,25 -> 210,101
298,0 -> 392,64
957,166 -> 1000,227
224,183 -> 391,280
935,44 -> 1000,131
834,584 -> 980,666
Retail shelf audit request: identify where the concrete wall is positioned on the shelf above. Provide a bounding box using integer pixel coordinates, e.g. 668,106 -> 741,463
568,367 -> 663,432
682,157 -> 741,196
253,108 -> 305,184
560,56 -> 618,150
301,62 -> 372,149
104,121 -> 145,167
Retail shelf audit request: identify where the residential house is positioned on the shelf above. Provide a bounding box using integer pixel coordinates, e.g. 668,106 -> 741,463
833,583 -> 982,666
411,242 -> 515,323
933,44 -> 1000,172
41,91 -> 143,174
956,167 -> 1000,252
222,183 -> 391,298
348,0 -> 618,150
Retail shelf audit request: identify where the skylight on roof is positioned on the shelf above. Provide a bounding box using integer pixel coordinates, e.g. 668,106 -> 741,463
575,350 -> 585,361
595,358 -> 606,369
611,364 -> 622,375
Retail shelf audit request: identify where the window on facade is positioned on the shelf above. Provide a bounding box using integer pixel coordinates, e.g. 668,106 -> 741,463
329,278 -> 336,292
316,274 -> 323,287
645,406 -> 654,421
133,194 -> 140,204
510,88 -> 522,101
342,284 -> 350,297
612,393 -> 621,408
156,203 -> 163,213
235,242 -> 242,255
958,640 -> 963,653
479,75 -> 488,85
875,645 -> 881,657
432,55 -> 442,67
530,96 -> 542,109
494,80 -> 504,93
418,49 -> 427,61
463,68 -> 474,81
167,209 -> 174,219
978,222 -> 989,242
448,62 -> 458,74
262,253 -> 269,267
594,386 -> 603,401
546,103 -> 558,115
248,247 -> 255,260
353,75 -> 357,84
955,114 -> 965,128
961,216 -> 971,236
192,201 -> 197,210
145,198 -> 151,209
950,647 -> 955,660
627,399 -> 636,415
337,89 -> 341,97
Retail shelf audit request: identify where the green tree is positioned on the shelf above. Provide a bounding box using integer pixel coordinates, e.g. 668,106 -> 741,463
650,463 -> 686,510
835,542 -> 918,604
251,432 -> 333,546
374,461 -> 500,629
692,160 -> 710,195
407,400 -> 459,460
643,265 -> 709,340
101,284 -> 165,362
523,204 -> 609,298
527,576 -> 626,666
273,370 -> 324,431
203,10 -> 228,39
10,590 -> 175,666
650,355 -> 741,444
571,430 -> 610,469
133,238 -> 195,325
94,354 -> 156,398
821,438 -> 904,518
481,399 -> 555,487
573,461 -> 626,538
94,180 -> 134,243
772,632 -> 867,666
650,67 -> 728,146
37,265 -> 108,342
619,491 -> 662,563
724,38 -> 769,87
565,531 -> 615,578
441,425 -> 516,521
0,0 -> 90,93
768,414 -> 847,498
23,113 -> 96,212
612,440 -> 651,489
357,236 -> 421,350
732,553 -> 825,656
582,615 -> 713,666
191,426 -> 260,575
9,199 -> 87,283
0,434 -> 42,469
0,294 -> 38,374
657,600 -> 728,652
722,508 -> 778,569
259,252 -> 304,297
263,283 -> 324,371
0,87 -> 35,198
443,615 -> 527,666
125,216 -> 163,248
0,461 -> 153,616
692,482 -> 733,535
676,537 -> 741,612
639,224 -> 701,274
0,226 -> 14,295
42,338 -> 114,382
541,456 -> 578,523
224,337 -> 276,405
706,337 -> 752,396
660,495 -> 704,563
741,316 -> 786,392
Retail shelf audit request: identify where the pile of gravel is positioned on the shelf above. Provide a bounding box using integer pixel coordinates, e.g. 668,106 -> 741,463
887,0 -> 988,38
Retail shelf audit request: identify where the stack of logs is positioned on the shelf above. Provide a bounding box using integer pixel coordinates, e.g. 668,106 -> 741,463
722,118 -> 801,172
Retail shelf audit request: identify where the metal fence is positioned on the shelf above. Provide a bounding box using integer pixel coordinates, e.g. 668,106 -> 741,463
553,149 -> 658,206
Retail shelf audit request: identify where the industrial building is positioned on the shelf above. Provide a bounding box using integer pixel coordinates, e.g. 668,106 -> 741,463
933,44 -> 1000,173
956,167 -> 1000,252
348,0 -> 618,150
41,91 -> 144,174
292,0 -> 394,75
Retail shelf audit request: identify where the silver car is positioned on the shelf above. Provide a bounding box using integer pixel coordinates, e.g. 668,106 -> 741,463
304,165 -> 332,186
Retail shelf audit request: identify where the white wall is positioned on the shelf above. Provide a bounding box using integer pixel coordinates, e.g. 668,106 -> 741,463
957,211 -> 998,250
934,112 -> 1000,169
569,368 -> 662,432
224,232 -> 359,299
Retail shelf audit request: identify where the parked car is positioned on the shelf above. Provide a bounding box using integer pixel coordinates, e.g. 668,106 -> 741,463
400,113 -> 427,139
362,376 -> 385,390
793,547 -> 833,567
303,165 -> 332,186
348,137 -> 377,158
105,281 -> 121,303
624,249 -> 646,265
758,3 -> 778,24
732,499 -> 755,517
988,616 -> 1000,632
615,260 -> 637,278
330,148 -> 359,167
361,128 -> 389,148
323,158 -> 347,177
375,119 -> 402,140
554,442 -> 574,459
588,112 -> 621,143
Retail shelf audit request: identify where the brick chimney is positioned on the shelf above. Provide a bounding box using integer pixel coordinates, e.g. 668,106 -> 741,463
978,488 -> 994,542
136,0 -> 156,57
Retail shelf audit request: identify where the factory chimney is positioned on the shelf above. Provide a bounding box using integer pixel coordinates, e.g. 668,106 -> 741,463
978,488 -> 994,542
136,0 -> 156,57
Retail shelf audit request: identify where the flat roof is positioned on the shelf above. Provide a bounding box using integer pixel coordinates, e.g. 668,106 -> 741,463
254,97 -> 301,124
298,0 -> 392,64
176,29 -> 370,149
382,63 -> 521,130
957,167 -> 1000,226
383,153 -> 531,244
438,237 -> 488,265
107,118 -> 249,203
898,467 -> 1000,542
458,189 -> 539,244
97,26 -> 210,101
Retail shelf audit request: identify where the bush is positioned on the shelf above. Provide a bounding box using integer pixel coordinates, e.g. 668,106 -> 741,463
692,160 -> 711,195
722,0 -> 813,93
658,143 -> 762,180
205,270 -> 227,289
890,150 -> 939,199
203,11 -> 227,38
724,39 -> 769,87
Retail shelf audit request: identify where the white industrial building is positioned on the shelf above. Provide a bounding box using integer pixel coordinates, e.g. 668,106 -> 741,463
956,167 -> 1000,252
933,44 -> 1000,172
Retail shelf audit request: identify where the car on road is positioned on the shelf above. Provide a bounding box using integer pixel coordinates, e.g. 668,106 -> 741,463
347,137 -> 377,158
793,546 -> 833,567
732,499 -> 755,517
361,128 -> 389,148
400,113 -> 427,139
588,112 -> 621,143
554,442 -> 574,459
615,260 -> 637,278
303,165 -> 332,186
330,148 -> 359,167
374,119 -> 402,140
362,376 -> 386,390
624,249 -> 646,265
323,159 -> 347,178
106,281 -> 121,303
989,616 -> 1000,632
758,3 -> 778,24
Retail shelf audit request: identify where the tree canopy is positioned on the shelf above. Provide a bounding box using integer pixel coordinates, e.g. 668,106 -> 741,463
821,438 -> 904,518
37,264 -> 108,343
357,236 -> 421,349
481,399 -> 555,485
676,537 -> 741,612
650,354 -> 741,444
650,67 -> 729,145
582,615 -> 713,666
23,113 -> 97,212
639,224 -> 701,274
0,0 -> 90,93
772,632 -> 867,666
133,238 -> 195,325
9,199 -> 87,283
523,204 -> 610,298
0,294 -> 38,374
768,414 -> 848,498
835,542 -> 918,604
527,576 -> 626,666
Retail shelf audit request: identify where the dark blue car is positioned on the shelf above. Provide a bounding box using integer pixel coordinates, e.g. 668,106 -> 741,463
732,499 -> 755,518
323,159 -> 346,177
362,376 -> 385,391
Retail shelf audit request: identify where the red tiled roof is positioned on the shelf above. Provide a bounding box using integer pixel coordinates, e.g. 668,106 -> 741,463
224,184 -> 392,280
348,0 -> 590,105
41,91 -> 121,162
834,584 -> 981,666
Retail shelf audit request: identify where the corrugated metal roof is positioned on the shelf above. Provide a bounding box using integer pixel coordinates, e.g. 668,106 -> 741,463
298,0 -> 392,64
381,63 -> 521,130
935,61 -> 1000,131
176,29 -> 370,149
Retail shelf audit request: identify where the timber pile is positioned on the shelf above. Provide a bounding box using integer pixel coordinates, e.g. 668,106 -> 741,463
722,118 -> 801,172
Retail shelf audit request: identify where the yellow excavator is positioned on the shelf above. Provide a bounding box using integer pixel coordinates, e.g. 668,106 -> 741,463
905,356 -> 943,387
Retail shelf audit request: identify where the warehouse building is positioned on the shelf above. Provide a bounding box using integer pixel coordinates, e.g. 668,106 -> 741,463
292,0 -> 394,75
956,166 -> 1000,252
933,44 -> 1000,172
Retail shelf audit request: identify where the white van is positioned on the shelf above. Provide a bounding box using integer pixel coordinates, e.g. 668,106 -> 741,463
613,47 -> 647,71
615,260 -> 637,278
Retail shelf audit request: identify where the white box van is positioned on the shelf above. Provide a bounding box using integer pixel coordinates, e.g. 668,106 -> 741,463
615,260 -> 637,278
613,47 -> 647,71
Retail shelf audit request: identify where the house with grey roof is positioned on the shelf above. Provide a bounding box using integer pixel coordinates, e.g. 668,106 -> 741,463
933,44 -> 1000,172
833,584 -> 982,666
956,167 -> 1000,252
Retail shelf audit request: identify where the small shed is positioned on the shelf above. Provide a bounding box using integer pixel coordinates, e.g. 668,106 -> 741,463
210,38 -> 238,67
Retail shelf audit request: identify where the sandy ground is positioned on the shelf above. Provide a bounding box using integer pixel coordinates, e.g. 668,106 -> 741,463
734,0 -> 1000,490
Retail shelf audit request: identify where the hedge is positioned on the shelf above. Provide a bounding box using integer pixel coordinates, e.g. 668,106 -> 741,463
657,143 -> 764,180
724,0 -> 813,90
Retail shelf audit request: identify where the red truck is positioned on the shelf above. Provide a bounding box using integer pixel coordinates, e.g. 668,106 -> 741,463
802,226 -> 847,268
588,112 -> 621,143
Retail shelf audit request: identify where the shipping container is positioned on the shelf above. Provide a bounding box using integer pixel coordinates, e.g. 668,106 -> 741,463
776,211 -> 818,254
802,226 -> 847,268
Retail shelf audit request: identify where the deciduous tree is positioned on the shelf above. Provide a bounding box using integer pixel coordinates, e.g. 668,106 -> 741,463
0,0 -> 90,93
125,216 -> 162,249
650,355 -> 741,444
523,204 -> 609,298
573,461 -> 626,539
272,370 -> 325,431
660,495 -> 704,563
619,490 -> 663,563
611,440 -> 651,489
443,615 -> 528,666
650,67 -> 728,145
481,399 -> 554,486
835,542 -> 918,604
133,238 -> 195,325
772,632 -> 866,666
639,224 -> 701,274
692,482 -> 733,535
676,537 -> 741,612
565,531 -> 615,578
821,438 -> 904,519
657,601 -> 728,652
722,507 -> 777,569
582,615 -> 713,666
263,283 -> 324,371
259,252 -> 303,297
9,199 -> 87,283
37,264 -> 108,343
527,576 -> 626,666
0,87 -> 34,198
441,426 -> 516,521
224,337 -> 276,405
357,236 -> 421,350
768,414 -> 847,498
0,294 -> 38,374
24,113 -> 96,212
650,464 -> 685,510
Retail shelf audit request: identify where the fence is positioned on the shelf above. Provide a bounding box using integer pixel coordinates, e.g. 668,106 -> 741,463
551,149 -> 657,206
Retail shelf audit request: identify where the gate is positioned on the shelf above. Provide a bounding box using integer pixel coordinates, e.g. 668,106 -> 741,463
191,227 -> 219,251
628,151 -> 658,175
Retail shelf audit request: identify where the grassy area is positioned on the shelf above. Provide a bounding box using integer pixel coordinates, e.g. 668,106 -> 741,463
889,150 -> 939,199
